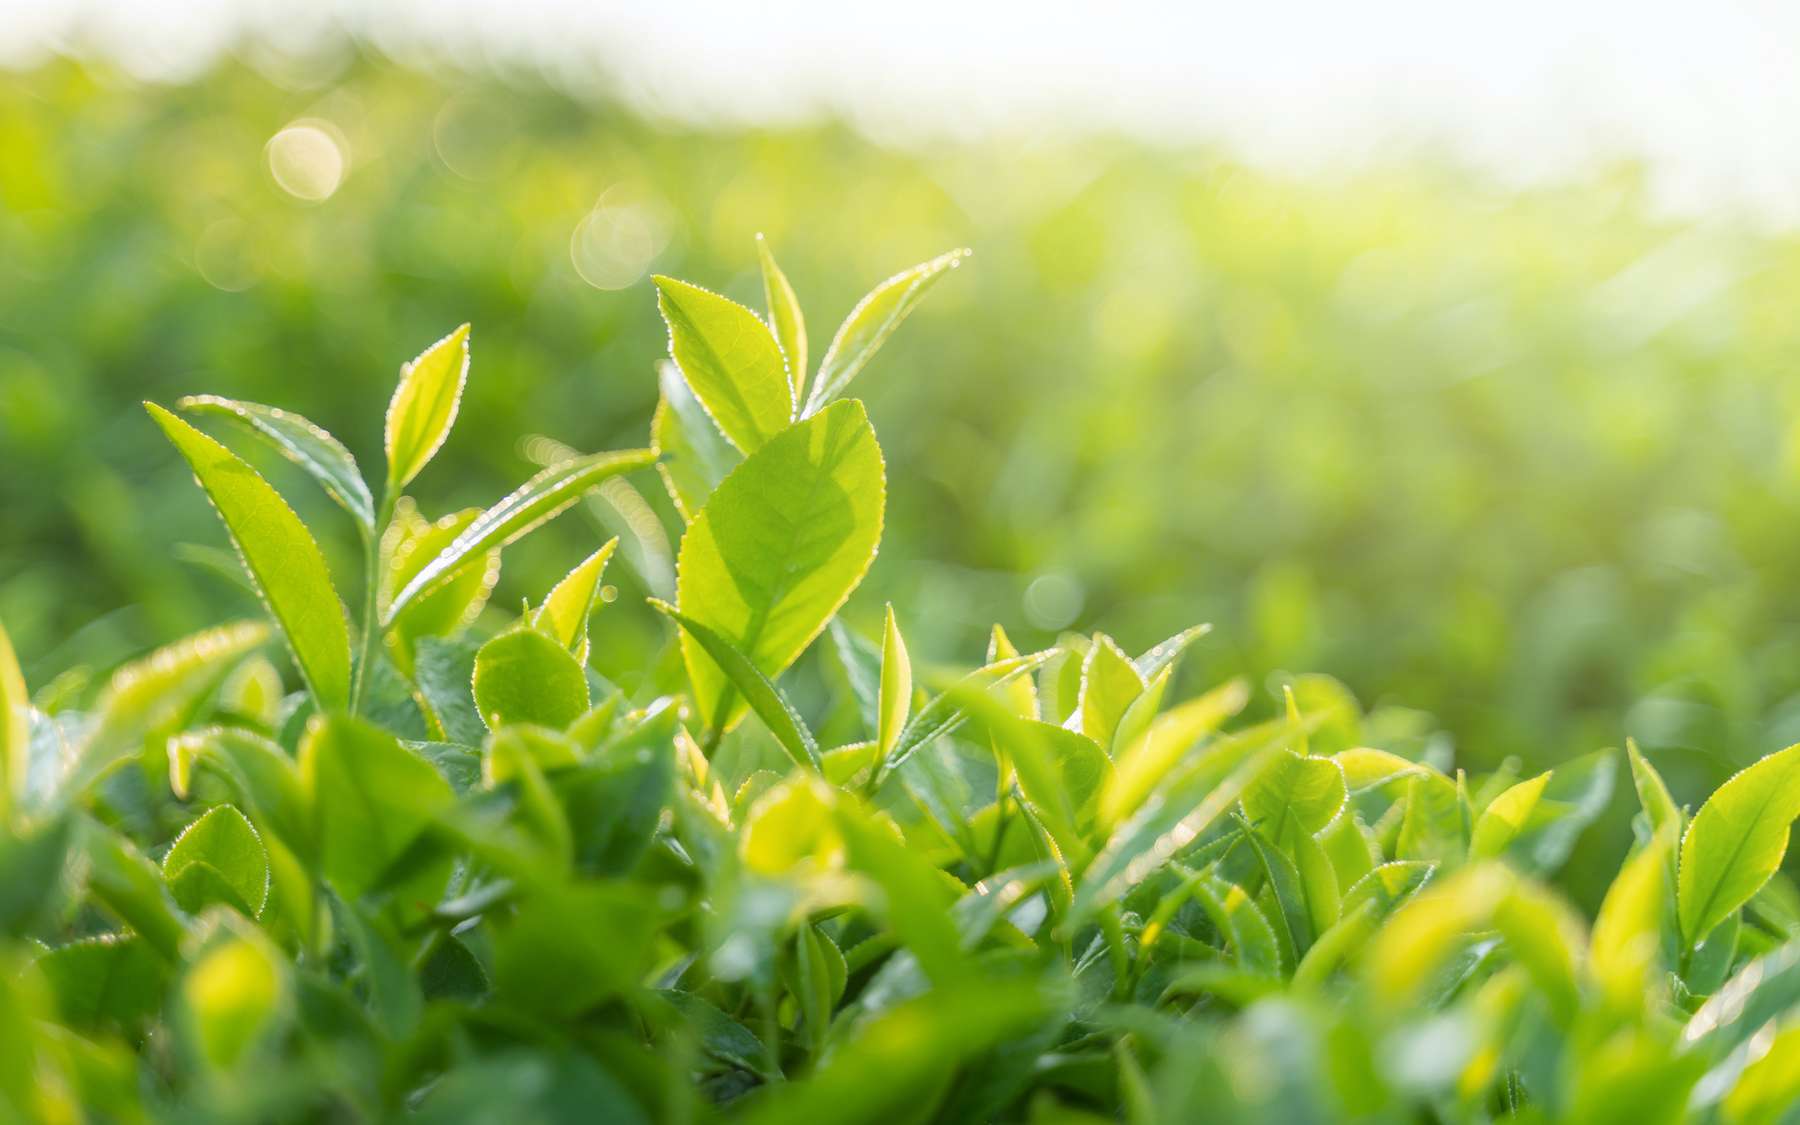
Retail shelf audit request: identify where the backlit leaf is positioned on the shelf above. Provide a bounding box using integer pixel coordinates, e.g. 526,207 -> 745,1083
385,324 -> 470,491
1678,742 -> 1800,946
472,629 -> 590,731
179,394 -> 375,531
654,275 -> 793,453
758,233 -> 808,399
805,248 -> 968,413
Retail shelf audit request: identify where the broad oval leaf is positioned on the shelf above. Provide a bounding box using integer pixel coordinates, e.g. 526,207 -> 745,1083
805,248 -> 968,413
178,395 -> 375,531
472,629 -> 590,731
385,324 -> 470,491
149,403 -> 350,710
385,447 -> 656,622
757,233 -> 808,399
1678,742 -> 1800,945
162,805 -> 269,917
674,398 -> 884,731
654,275 -> 794,454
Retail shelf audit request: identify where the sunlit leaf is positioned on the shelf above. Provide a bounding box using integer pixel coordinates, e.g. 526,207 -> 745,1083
805,248 -> 968,413
472,628 -> 590,731
1678,742 -> 1800,946
757,233 -> 808,399
179,394 -> 375,531
385,324 -> 470,491
654,275 -> 793,453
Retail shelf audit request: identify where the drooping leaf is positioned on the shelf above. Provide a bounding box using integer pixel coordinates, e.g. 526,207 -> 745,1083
178,394 -> 375,531
653,275 -> 794,453
149,404 -> 350,710
384,324 -> 471,491
386,447 -> 656,622
757,233 -> 808,399
674,399 -> 884,731
471,629 -> 590,732
162,805 -> 269,917
804,248 -> 969,413
1678,742 -> 1800,945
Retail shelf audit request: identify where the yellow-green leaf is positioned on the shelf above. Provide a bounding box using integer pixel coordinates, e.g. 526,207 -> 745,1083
757,233 -> 807,399
805,248 -> 968,413
654,275 -> 794,454
531,539 -> 617,662
675,399 -> 884,731
1591,829 -> 1672,1012
0,618 -> 27,818
472,629 -> 590,731
148,403 -> 350,710
877,605 -> 911,759
1678,742 -> 1800,945
384,324 -> 470,491
1469,770 -> 1551,859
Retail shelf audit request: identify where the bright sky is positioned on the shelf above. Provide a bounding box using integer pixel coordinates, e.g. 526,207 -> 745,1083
11,0 -> 1800,223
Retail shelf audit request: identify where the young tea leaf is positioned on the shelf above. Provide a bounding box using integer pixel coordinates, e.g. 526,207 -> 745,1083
0,618 -> 27,818
531,539 -> 617,661
805,248 -> 968,414
653,275 -> 794,453
298,714 -> 454,901
650,601 -> 820,772
385,324 -> 471,492
1678,742 -> 1800,946
148,404 -> 351,711
472,629 -> 591,731
757,233 -> 808,399
162,805 -> 269,918
877,605 -> 912,760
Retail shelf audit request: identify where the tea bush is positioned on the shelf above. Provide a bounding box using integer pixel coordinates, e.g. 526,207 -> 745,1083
5,247 -> 1800,1123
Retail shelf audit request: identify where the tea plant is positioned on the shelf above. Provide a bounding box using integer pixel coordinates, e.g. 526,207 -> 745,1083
6,243 -> 1800,1124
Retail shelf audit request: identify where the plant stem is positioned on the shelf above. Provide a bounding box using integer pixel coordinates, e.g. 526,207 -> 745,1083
348,496 -> 395,716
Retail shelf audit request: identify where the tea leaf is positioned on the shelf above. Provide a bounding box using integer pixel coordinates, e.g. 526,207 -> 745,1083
298,714 -> 453,901
150,403 -> 349,710
162,805 -> 269,918
1678,742 -> 1800,945
654,275 -> 793,453
532,539 -> 617,660
674,399 -> 883,731
385,324 -> 471,491
472,629 -> 590,731
757,233 -> 808,399
178,395 -> 376,531
650,600 -> 820,772
877,605 -> 912,760
651,360 -> 742,520
805,248 -> 968,413
1469,771 -> 1551,860
0,618 -> 27,818
385,447 -> 656,622
1628,738 -> 1682,834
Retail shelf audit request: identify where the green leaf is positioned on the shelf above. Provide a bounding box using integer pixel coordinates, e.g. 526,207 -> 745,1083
163,805 -> 269,917
653,275 -> 794,454
877,605 -> 912,760
386,447 -> 656,623
804,248 -> 968,414
492,881 -> 658,1018
872,652 -> 1050,786
674,399 -> 884,731
168,727 -> 310,860
385,324 -> 471,491
1678,742 -> 1800,945
36,936 -> 166,1034
0,617 -> 27,818
178,394 -> 375,531
77,621 -> 271,795
532,539 -> 617,662
650,600 -> 820,772
1190,874 -> 1282,977
298,714 -> 454,901
830,799 -> 966,986
381,501 -> 501,676
1591,828 -> 1671,1011
1628,738 -> 1682,835
1341,861 -> 1435,918
1241,750 -> 1347,846
472,629 -> 590,731
1133,622 -> 1212,681
82,820 -> 189,961
1469,771 -> 1551,859
148,403 -> 351,710
1075,633 -> 1146,747
1102,677 -> 1249,828
758,233 -> 808,399
651,360 -> 742,521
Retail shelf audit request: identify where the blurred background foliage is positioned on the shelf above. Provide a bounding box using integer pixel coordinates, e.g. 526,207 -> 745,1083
5,47 -> 1800,806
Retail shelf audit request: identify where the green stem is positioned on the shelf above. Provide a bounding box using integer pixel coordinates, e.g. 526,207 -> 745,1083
348,496 -> 395,716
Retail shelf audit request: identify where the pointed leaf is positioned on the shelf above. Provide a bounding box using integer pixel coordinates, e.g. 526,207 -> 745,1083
805,248 -> 968,413
1628,738 -> 1681,834
385,324 -> 470,491
674,399 -> 883,731
532,539 -> 617,660
385,447 -> 656,622
1470,771 -> 1552,859
0,618 -> 27,817
757,234 -> 808,399
1074,633 -> 1146,747
149,404 -> 350,709
1679,743 -> 1800,945
650,600 -> 820,772
163,805 -> 269,917
654,275 -> 793,453
299,714 -> 453,900
179,395 -> 375,531
877,605 -> 911,759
